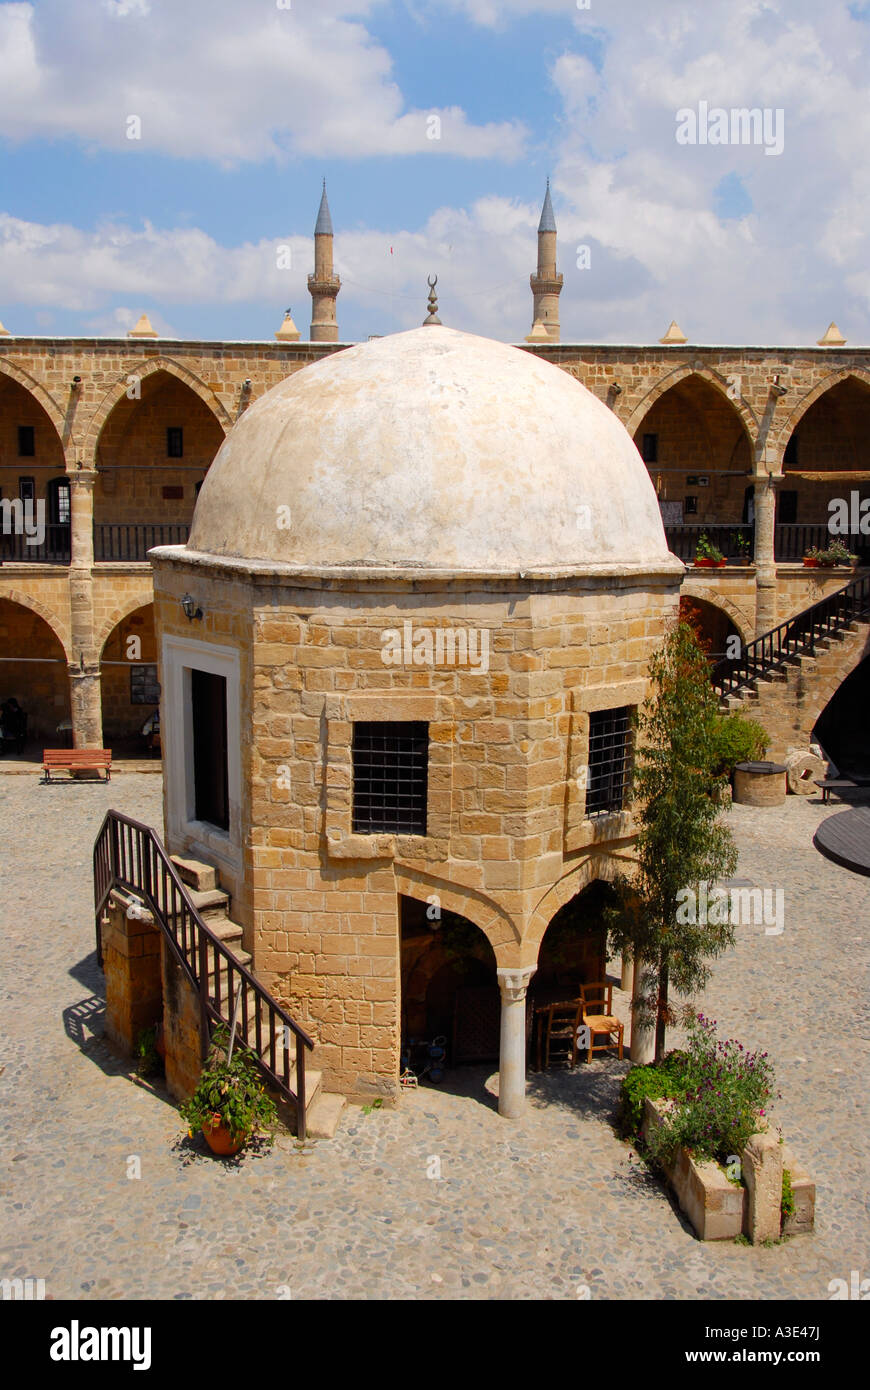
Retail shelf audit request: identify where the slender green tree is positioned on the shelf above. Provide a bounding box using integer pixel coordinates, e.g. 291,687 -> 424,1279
608,622 -> 738,1060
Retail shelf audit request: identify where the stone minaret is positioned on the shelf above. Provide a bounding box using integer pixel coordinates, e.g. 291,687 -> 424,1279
308,180 -> 341,342
529,179 -> 563,342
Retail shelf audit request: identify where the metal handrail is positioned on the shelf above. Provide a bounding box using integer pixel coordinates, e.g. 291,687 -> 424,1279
711,571 -> 870,699
93,809 -> 313,1136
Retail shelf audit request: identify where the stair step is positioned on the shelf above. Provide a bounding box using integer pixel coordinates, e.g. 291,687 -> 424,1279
207,916 -> 245,947
189,887 -> 231,920
305,1091 -> 347,1139
170,855 -> 218,893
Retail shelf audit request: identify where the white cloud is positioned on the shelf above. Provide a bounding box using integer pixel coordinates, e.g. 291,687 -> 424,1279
0,0 -> 526,161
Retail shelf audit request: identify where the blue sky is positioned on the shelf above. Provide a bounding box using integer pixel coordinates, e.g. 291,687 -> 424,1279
0,0 -> 868,344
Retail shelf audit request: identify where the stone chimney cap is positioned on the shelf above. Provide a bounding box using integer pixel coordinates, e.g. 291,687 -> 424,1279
315,178 -> 334,236
538,178 -> 556,234
817,321 -> 846,346
128,312 -> 159,339
0,318 -> 10,336
659,319 -> 688,344
525,319 -> 550,343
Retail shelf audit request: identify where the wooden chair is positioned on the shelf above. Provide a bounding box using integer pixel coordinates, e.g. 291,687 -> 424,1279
578,982 -> 624,1063
539,1000 -> 585,1070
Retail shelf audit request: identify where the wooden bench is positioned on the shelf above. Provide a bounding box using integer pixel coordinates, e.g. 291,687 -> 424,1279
814,777 -> 870,805
42,748 -> 112,783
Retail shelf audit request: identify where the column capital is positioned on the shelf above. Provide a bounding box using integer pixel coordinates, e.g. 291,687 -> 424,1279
497,965 -> 537,1002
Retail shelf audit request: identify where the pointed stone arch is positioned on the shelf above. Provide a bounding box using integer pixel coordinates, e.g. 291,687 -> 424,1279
623,364 -> 759,452
0,589 -> 71,661
96,594 -> 154,659
392,867 -> 519,963
679,583 -> 753,646
525,850 -> 634,960
0,358 -> 73,462
82,356 -> 231,465
772,368 -> 870,466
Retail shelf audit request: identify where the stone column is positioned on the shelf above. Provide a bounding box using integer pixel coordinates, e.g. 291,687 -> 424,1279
753,474 -> 778,637
620,951 -> 634,994
70,471 -> 96,568
630,958 -> 655,1064
496,965 -> 536,1119
68,471 -> 102,747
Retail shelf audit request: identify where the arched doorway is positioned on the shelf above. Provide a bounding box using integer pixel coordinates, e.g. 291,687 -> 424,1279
400,895 -> 497,1076
532,880 -> 617,1001
0,377 -> 67,561
679,595 -> 741,661
0,598 -> 70,749
778,377 -> 870,562
100,604 -> 158,751
813,656 -> 870,780
634,375 -> 753,561
93,373 -> 225,561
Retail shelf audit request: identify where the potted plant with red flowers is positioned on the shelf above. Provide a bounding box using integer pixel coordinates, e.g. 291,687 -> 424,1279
694,533 -> 727,568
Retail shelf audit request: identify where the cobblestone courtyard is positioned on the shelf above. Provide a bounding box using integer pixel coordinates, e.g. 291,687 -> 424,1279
1,772 -> 867,1300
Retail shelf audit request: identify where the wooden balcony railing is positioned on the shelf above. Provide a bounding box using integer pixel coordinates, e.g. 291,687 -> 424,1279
0,523 -> 71,564
94,523 -> 190,562
664,523 -> 754,563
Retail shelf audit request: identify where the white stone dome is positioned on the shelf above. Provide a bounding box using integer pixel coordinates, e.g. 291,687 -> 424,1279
187,325 -> 675,574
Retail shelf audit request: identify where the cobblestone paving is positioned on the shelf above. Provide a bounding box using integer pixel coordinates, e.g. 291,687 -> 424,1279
1,774 -> 867,1300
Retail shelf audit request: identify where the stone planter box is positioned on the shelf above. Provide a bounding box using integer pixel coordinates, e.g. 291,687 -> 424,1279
642,1097 -> 814,1242
781,1146 -> 816,1237
733,761 -> 787,807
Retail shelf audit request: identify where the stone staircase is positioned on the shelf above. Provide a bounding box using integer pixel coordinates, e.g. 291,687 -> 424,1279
169,854 -> 347,1140
719,617 -> 870,758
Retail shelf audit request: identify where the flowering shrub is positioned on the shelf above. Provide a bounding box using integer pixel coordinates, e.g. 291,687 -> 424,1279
644,1014 -> 777,1166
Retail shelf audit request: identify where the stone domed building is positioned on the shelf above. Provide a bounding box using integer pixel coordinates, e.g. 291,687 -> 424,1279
150,320 -> 683,1117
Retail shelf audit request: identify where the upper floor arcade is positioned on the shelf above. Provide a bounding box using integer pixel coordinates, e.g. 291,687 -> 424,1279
0,336 -> 869,573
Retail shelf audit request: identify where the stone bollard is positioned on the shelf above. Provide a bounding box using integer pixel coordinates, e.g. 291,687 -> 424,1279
742,1130 -> 783,1244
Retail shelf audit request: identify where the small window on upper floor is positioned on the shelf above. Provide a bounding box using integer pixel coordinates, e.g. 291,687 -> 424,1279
586,706 -> 634,817
18,426 -> 35,457
167,426 -> 184,458
18,477 -> 35,503
352,721 -> 429,835
641,433 -> 658,464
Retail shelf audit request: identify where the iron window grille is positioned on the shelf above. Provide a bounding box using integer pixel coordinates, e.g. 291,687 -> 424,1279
586,706 -> 634,817
352,721 -> 429,835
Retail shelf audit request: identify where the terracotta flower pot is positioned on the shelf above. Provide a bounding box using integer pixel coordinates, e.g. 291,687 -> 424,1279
803,558 -> 819,567
201,1113 -> 247,1156
694,557 -> 727,568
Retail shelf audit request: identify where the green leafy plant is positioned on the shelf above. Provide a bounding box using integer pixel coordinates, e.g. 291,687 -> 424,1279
731,530 -> 752,557
709,712 -> 770,778
618,1050 -> 689,1138
781,1168 -> 796,1221
179,1025 -> 278,1146
643,1014 -> 776,1167
606,623 -> 738,1058
136,1025 -> 163,1079
695,533 -> 724,562
805,541 -> 858,566
362,1097 -> 384,1116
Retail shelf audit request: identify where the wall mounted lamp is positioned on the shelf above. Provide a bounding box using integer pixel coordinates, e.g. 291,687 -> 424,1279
181,594 -> 203,621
